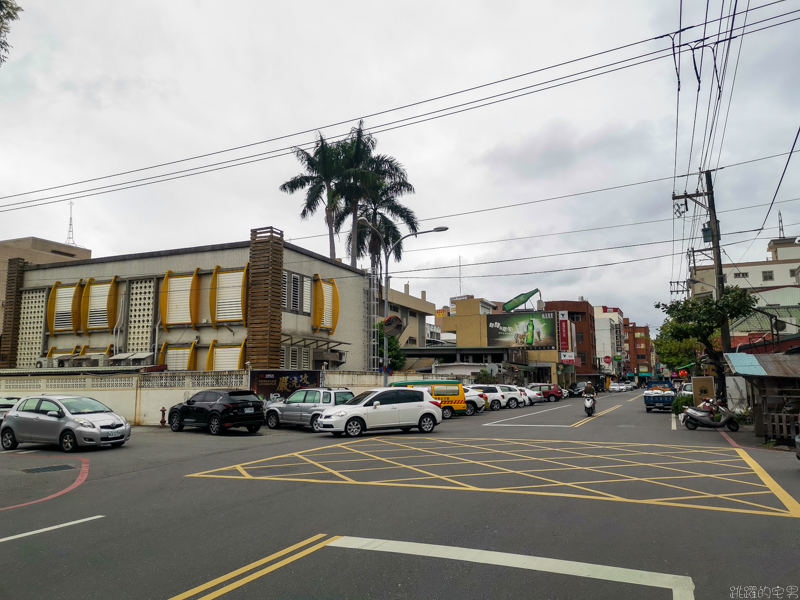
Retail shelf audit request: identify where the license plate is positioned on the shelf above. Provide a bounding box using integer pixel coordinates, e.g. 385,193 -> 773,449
244,407 -> 254,413
107,430 -> 123,438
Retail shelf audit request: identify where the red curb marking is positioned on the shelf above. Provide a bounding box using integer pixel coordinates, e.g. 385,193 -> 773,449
0,456 -> 90,511
719,430 -> 774,452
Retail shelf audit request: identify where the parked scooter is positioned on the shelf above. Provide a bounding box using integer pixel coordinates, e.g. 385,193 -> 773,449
681,397 -> 739,432
583,394 -> 596,417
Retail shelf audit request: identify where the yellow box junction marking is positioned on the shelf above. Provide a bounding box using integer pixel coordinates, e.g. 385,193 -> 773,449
571,404 -> 622,427
187,438 -> 800,518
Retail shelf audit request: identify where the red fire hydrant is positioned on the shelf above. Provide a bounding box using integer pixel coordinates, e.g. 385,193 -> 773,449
160,407 -> 166,427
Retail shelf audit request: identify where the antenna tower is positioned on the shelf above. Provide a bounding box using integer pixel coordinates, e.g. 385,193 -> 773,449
779,211 -> 785,238
65,202 -> 77,246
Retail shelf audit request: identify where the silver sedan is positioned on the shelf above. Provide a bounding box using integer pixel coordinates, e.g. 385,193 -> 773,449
1,395 -> 131,453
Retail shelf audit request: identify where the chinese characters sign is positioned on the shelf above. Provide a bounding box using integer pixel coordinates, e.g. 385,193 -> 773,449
250,370 -> 320,401
486,312 -> 556,349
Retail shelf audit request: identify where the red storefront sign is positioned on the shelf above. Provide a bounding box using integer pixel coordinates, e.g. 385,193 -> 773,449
558,311 -> 570,351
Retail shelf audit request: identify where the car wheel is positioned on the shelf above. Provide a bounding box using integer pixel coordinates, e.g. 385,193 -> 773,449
247,424 -> 262,434
208,414 -> 223,436
310,416 -> 321,433
418,414 -> 436,433
549,395 -> 557,402
726,420 -> 740,432
266,412 -> 281,429
345,418 -> 364,437
1,428 -> 18,451
441,406 -> 454,419
60,430 -> 78,453
490,400 -> 501,411
169,412 -> 184,432
507,398 -> 518,409
465,402 -> 476,416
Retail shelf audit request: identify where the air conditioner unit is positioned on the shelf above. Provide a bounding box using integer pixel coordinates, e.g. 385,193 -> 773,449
70,356 -> 94,368
129,355 -> 154,367
96,356 -> 110,367
34,357 -> 53,369
55,357 -> 72,368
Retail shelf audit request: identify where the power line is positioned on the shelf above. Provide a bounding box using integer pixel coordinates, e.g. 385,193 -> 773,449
3,0 -> 789,203
3,9 -> 797,216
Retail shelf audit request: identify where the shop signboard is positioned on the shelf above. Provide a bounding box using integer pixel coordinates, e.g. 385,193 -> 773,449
559,352 -> 575,364
486,311 -> 556,348
250,370 -> 320,401
557,311 -> 570,351
613,355 -> 623,361
435,308 -> 447,317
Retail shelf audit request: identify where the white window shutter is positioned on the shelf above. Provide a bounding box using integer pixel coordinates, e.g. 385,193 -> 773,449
280,346 -> 286,369
282,271 -> 288,308
289,347 -> 299,369
302,347 -> 311,369
303,277 -> 312,313
291,274 -> 300,311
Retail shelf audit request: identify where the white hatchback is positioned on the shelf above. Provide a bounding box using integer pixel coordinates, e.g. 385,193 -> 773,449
318,388 -> 443,437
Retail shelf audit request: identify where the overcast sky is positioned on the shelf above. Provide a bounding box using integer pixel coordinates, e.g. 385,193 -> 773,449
2,1 -> 799,334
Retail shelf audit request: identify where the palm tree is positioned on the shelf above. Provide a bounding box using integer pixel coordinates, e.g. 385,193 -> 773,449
334,180 -> 418,277
338,121 -> 411,268
279,133 -> 343,260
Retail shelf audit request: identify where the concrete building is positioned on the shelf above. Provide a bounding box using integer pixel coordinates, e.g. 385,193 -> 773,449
622,319 -> 654,382
381,283 -> 435,348
690,237 -> 800,299
545,299 -> 597,380
1,237 -> 91,335
0,227 -> 436,373
594,306 -> 624,378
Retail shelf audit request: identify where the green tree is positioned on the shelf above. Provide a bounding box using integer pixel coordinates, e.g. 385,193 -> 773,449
334,179 -> 417,275
653,319 -> 701,373
655,287 -> 755,398
338,121 -> 412,268
474,369 -> 497,384
0,0 -> 23,67
376,322 -> 406,371
279,133 -> 344,260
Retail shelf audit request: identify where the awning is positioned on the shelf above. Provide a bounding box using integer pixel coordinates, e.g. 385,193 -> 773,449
724,353 -> 800,378
675,362 -> 696,370
280,334 -> 351,351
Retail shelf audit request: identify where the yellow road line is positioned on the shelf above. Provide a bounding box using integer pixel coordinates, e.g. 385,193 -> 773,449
296,453 -> 357,483
627,394 -> 644,402
735,448 -> 800,517
571,404 -> 622,427
168,534 -> 327,600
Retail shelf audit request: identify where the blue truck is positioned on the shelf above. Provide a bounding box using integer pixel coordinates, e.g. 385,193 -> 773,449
643,380 -> 676,412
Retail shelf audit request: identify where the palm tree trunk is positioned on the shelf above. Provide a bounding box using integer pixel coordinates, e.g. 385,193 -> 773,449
350,201 -> 359,268
326,207 -> 336,260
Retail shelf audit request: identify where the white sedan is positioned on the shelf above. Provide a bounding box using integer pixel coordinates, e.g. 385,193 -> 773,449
608,383 -> 624,392
317,388 -> 442,437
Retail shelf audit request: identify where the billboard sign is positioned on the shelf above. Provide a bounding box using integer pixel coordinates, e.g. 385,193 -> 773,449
487,312 -> 556,348
559,352 -> 575,364
249,370 -> 320,401
557,311 -> 570,351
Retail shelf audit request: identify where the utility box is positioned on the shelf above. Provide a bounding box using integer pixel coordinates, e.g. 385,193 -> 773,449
692,376 -> 715,406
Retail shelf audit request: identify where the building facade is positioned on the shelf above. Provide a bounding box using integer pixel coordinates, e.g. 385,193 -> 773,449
594,306 -> 624,378
0,227 -> 400,373
622,319 -> 654,382
1,237 -> 91,335
545,299 -> 597,379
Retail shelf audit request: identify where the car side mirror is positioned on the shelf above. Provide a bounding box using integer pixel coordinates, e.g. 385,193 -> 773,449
47,411 -> 60,418
373,401 -> 381,408
187,399 -> 195,405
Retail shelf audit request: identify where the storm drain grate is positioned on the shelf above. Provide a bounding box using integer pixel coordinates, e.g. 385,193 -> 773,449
22,465 -> 76,474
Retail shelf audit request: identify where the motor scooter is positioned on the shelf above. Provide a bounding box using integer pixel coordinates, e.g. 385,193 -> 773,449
583,394 -> 596,417
681,398 -> 739,431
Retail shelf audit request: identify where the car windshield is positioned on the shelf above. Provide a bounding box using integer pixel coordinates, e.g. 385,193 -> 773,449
344,391 -> 377,405
60,397 -> 112,414
227,391 -> 261,403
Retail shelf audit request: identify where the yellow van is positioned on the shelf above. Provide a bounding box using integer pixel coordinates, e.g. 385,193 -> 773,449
389,380 -> 468,419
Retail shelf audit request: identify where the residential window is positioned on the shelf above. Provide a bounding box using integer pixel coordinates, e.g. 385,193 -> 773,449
389,303 -> 400,312
406,337 -> 418,346
576,331 -> 584,343
409,310 -> 417,318
733,272 -> 749,279
762,270 -> 774,282
577,352 -> 587,364
637,354 -> 647,360
568,312 -> 582,322
790,268 -> 799,278
282,270 -> 311,315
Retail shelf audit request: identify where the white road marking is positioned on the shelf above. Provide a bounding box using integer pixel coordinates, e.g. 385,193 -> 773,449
329,536 -> 695,600
14,450 -> 37,454
671,414 -> 677,431
0,516 -> 105,544
483,424 -> 572,428
482,403 -> 572,426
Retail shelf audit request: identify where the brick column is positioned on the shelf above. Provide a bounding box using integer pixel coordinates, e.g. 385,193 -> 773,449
247,227 -> 284,368
0,258 -> 26,369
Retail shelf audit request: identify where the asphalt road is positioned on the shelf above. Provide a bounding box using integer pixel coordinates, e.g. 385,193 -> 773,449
2,389 -> 799,600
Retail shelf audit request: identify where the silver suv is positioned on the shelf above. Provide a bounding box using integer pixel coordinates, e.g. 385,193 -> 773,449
265,388 -> 354,432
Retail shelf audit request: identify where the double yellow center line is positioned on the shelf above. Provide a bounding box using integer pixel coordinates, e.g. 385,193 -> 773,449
169,534 -> 340,600
571,404 -> 622,428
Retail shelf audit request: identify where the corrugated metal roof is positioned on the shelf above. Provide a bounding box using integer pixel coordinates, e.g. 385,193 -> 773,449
730,306 -> 800,333
724,353 -> 800,377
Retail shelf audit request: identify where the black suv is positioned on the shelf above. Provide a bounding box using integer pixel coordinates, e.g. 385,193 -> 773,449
169,389 -> 264,435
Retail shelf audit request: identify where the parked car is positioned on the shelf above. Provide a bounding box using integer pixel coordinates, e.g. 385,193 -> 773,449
317,388 -> 442,436
467,385 -> 508,411
265,388 -> 354,431
0,396 -> 20,423
643,381 -> 676,412
528,384 -> 563,402
1,395 -> 131,452
389,380 -> 468,419
608,382 -> 624,392
169,389 -> 264,435
464,389 -> 488,414
521,387 -> 544,405
676,382 -> 694,401
496,385 -> 525,408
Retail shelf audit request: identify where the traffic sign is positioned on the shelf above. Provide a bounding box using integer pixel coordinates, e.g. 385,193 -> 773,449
603,356 -> 612,364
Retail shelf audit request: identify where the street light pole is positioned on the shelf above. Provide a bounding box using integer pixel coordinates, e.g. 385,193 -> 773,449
358,218 -> 448,386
